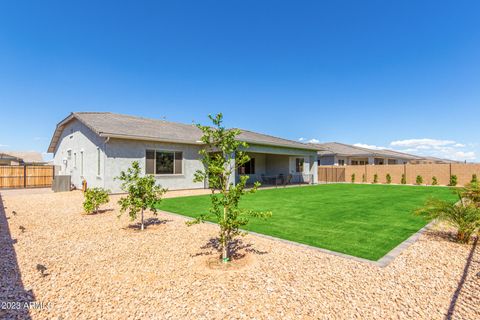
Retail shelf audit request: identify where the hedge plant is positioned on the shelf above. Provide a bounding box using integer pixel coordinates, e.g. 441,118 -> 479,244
386,174 -> 392,184
416,175 -> 423,185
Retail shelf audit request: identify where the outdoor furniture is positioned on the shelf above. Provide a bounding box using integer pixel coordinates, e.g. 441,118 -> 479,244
283,174 -> 292,187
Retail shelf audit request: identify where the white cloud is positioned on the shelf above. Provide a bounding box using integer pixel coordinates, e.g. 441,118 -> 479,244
33,137 -> 48,141
388,138 -> 476,161
299,138 -> 320,143
0,144 -> 8,148
353,143 -> 387,150
390,138 -> 456,147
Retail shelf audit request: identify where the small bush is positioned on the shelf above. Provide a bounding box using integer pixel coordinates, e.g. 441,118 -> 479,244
386,174 -> 392,184
401,174 -> 406,184
471,174 -> 478,184
449,175 -> 458,187
362,174 -> 366,183
416,175 -> 423,185
83,188 -> 110,214
432,176 -> 438,185
373,174 -> 378,184
351,173 -> 355,183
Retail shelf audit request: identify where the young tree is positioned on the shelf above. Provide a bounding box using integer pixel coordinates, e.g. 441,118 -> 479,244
83,187 -> 110,214
401,174 -> 407,185
432,176 -> 438,185
373,174 -> 378,184
117,161 -> 167,230
351,173 -> 355,183
189,113 -> 271,263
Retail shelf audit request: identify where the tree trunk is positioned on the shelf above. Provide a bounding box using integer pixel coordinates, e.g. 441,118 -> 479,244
141,208 -> 144,231
222,206 -> 228,262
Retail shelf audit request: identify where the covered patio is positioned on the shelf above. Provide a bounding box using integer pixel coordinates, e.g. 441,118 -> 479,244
235,148 -> 318,187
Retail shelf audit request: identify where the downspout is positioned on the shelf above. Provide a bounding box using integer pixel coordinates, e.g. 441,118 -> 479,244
103,137 -> 110,189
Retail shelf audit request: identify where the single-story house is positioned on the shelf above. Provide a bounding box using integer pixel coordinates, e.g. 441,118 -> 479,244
311,142 -> 423,166
48,112 -> 319,193
0,151 -> 46,165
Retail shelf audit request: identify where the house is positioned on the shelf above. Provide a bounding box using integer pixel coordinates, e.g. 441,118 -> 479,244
0,151 -> 45,165
48,112 -> 319,193
311,142 -> 423,166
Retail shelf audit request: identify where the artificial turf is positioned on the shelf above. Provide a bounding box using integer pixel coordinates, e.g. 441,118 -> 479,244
156,184 -> 457,261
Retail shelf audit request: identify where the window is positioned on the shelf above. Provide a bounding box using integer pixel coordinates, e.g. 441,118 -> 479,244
74,153 -> 77,168
295,158 -> 304,173
338,159 -> 345,166
146,150 -> 183,175
67,150 -> 72,160
238,158 -> 255,174
97,147 -> 101,176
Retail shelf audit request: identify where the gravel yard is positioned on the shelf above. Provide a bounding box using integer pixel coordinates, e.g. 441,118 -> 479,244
1,190 -> 479,319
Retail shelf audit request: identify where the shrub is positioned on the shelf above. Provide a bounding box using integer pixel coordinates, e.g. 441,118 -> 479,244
373,174 -> 378,184
83,188 -> 110,214
415,196 -> 480,244
432,176 -> 438,185
449,175 -> 458,187
416,175 -> 423,185
471,174 -> 478,184
351,173 -> 355,183
386,174 -> 392,184
362,174 -> 366,183
401,174 -> 406,184
460,182 -> 480,206
117,162 -> 167,230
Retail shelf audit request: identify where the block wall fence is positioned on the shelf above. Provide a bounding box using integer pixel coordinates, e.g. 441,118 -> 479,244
318,164 -> 480,186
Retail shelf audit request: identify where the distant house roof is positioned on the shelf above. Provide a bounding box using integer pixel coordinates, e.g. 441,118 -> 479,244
48,112 -> 318,153
311,142 -> 423,160
0,151 -> 45,164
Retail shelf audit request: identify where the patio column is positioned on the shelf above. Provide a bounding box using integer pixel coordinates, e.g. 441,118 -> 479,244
310,155 -> 318,184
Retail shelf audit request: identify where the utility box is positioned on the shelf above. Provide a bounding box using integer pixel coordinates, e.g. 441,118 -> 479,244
52,175 -> 71,192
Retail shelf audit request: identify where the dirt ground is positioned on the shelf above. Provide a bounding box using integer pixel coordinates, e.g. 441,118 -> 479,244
0,190 -> 478,319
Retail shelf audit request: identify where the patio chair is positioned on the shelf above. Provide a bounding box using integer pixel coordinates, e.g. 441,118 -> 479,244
283,174 -> 292,187
275,174 -> 284,187
261,174 -> 269,184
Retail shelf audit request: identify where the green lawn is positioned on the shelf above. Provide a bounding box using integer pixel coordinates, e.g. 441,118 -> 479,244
156,184 -> 457,261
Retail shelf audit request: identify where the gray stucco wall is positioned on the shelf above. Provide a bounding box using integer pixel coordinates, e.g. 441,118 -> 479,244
53,119 -> 106,190
104,138 -> 206,193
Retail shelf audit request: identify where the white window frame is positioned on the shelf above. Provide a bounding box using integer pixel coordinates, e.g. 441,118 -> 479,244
97,147 -> 101,176
146,149 -> 183,176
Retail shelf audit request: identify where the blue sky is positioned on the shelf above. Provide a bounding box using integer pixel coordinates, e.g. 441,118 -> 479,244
0,1 -> 479,161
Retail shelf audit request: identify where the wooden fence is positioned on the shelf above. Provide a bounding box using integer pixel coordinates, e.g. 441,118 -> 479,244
0,165 -> 54,189
319,163 -> 480,186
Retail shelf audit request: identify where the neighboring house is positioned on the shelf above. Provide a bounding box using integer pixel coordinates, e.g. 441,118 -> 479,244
48,112 -> 319,193
409,156 -> 461,164
311,142 -> 423,166
0,151 -> 45,165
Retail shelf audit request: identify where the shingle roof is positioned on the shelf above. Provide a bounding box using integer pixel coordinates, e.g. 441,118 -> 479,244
311,142 -> 422,160
48,112 -> 318,152
0,151 -> 45,163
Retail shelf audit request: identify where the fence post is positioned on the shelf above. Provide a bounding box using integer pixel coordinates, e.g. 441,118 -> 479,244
23,165 -> 26,188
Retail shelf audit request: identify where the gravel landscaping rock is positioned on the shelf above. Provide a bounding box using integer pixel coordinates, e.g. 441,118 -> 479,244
0,190 -> 478,319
